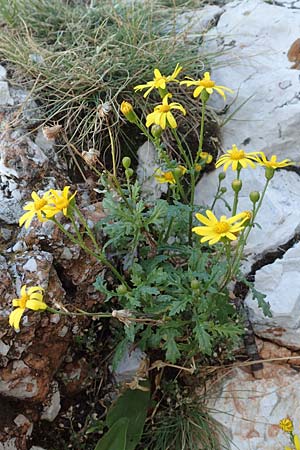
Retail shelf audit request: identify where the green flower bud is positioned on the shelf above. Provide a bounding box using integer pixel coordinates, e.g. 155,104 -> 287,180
265,166 -> 275,180
218,172 -> 226,181
231,179 -> 242,193
116,284 -> 127,295
125,168 -> 134,178
191,279 -> 200,290
151,124 -> 163,138
122,156 -> 131,169
220,187 -> 227,194
249,191 -> 260,203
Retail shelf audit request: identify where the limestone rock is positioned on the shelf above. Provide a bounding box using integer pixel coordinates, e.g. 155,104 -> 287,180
207,365 -> 300,450
195,166 -> 300,266
174,4 -> 224,36
40,382 -> 61,422
245,242 -> 300,349
201,0 -> 300,161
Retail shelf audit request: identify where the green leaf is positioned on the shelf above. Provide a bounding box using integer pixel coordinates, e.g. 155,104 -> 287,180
107,384 -> 150,450
193,321 -> 212,355
94,417 -> 128,450
164,336 -> 180,363
93,275 -> 114,302
169,299 -> 188,316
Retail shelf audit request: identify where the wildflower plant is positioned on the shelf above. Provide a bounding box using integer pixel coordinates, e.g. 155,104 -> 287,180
11,64 -> 294,450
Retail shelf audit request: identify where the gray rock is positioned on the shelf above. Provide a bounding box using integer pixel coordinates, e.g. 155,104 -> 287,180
113,347 -> 147,383
246,242 -> 300,348
41,382 -> 61,422
0,81 -> 13,106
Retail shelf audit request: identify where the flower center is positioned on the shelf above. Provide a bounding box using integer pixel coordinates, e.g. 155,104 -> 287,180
160,105 -> 170,113
200,80 -> 215,88
34,198 -> 47,211
214,221 -> 230,234
230,149 -> 245,160
164,172 -> 174,181
19,294 -> 28,309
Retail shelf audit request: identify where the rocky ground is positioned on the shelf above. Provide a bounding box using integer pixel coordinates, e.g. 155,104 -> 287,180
1,0 -> 300,449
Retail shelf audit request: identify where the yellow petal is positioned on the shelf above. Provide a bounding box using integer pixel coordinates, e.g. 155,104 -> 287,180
26,299 -> 47,311
195,213 -> 212,226
167,112 -> 177,128
294,434 -> 300,450
9,307 -> 25,331
27,286 -> 44,296
193,86 -> 203,98
19,210 -> 35,228
206,210 -> 218,223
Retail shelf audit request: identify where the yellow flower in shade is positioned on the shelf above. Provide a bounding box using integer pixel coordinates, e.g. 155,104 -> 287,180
154,169 -> 176,185
19,191 -> 51,229
256,152 -> 294,169
9,285 -> 47,331
215,145 -> 260,171
195,164 -> 202,172
146,94 -> 186,130
192,210 -> 248,245
285,434 -> 300,450
199,152 -> 213,164
44,186 -> 76,218
279,418 -> 294,433
178,165 -> 187,175
134,64 -> 182,98
181,72 -> 233,99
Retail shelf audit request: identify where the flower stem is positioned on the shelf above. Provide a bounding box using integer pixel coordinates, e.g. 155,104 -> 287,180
197,100 -> 207,156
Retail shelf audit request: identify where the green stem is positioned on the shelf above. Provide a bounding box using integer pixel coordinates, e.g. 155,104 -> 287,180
171,128 -> 192,168
47,306 -> 112,318
197,100 -> 207,158
232,169 -> 241,216
107,124 -> 117,178
188,169 -> 196,245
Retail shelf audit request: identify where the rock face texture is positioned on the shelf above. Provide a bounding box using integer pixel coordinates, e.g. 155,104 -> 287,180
0,65 -> 104,449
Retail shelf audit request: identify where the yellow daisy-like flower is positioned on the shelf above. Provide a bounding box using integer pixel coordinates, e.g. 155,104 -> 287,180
195,164 -> 202,172
9,285 -> 47,331
199,152 -> 213,164
285,434 -> 300,450
256,152 -> 294,169
154,169 -> 176,185
215,145 -> 260,171
181,71 -> 233,99
280,418 -> 294,433
192,210 -> 248,245
44,186 -> 77,218
146,94 -> 186,130
134,64 -> 182,98
120,101 -> 136,123
19,191 -> 51,229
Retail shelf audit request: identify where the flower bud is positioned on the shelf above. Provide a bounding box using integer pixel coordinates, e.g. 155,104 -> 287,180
120,101 -> 136,123
122,156 -> 131,169
220,187 -> 227,194
116,284 -> 128,295
249,191 -> 260,203
231,179 -> 242,193
218,172 -> 226,181
199,152 -> 213,164
265,166 -> 275,180
151,124 -> 163,138
125,168 -> 134,178
190,279 -> 200,290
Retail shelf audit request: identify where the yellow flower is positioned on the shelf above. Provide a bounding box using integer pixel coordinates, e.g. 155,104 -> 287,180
146,94 -> 186,130
44,186 -> 77,218
134,64 -> 182,98
9,285 -> 47,331
178,165 -> 187,175
199,152 -> 213,164
19,191 -> 52,229
215,145 -> 260,171
154,169 -> 176,184
120,101 -> 136,122
280,418 -> 294,433
195,164 -> 202,172
192,210 -> 247,245
256,152 -> 294,169
181,72 -> 233,99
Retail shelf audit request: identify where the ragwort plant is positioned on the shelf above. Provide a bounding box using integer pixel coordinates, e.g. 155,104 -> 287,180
10,66 -> 294,449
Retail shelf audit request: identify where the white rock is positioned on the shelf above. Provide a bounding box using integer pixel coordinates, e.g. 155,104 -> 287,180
201,0 -> 300,161
0,81 -> 13,106
0,439 -> 17,450
207,365 -> 300,450
137,141 -> 167,200
29,447 -> 48,450
13,414 -> 33,436
0,340 -> 10,356
113,347 -> 147,383
0,361 -> 38,399
195,166 -> 300,266
41,381 -> 61,422
0,65 -> 7,81
23,257 -> 38,272
174,4 -> 224,36
246,242 -> 300,348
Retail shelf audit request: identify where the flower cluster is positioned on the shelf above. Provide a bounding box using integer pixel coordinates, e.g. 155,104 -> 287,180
19,186 -> 76,229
